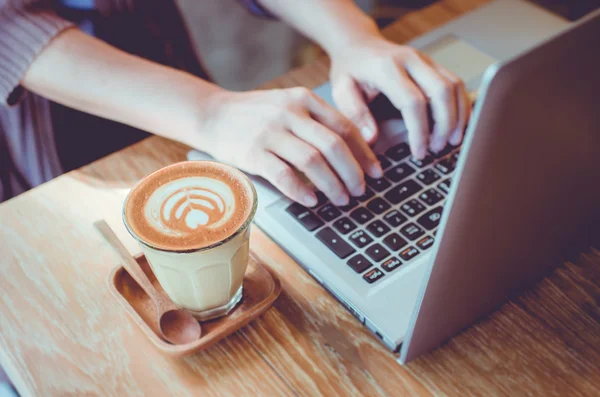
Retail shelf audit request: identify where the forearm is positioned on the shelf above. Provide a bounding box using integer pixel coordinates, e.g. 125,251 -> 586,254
22,28 -> 222,146
258,0 -> 382,56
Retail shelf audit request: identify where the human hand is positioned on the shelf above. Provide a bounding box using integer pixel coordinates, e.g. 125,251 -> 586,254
329,35 -> 471,159
197,87 -> 383,207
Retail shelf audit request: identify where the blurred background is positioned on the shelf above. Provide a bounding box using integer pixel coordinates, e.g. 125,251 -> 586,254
178,0 -> 599,91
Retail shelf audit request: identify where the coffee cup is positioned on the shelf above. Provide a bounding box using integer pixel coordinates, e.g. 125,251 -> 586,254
123,161 -> 257,320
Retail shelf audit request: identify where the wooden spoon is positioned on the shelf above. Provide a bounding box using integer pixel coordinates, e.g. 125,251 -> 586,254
94,220 -> 202,344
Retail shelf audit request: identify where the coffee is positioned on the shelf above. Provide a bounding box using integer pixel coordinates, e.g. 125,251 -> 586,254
123,161 -> 257,320
124,161 -> 254,251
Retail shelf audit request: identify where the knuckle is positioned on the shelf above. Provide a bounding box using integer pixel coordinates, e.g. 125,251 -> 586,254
404,92 -> 427,109
322,133 -> 344,155
404,47 -> 420,60
431,80 -> 454,99
336,119 -> 356,139
382,58 -> 399,73
300,148 -> 323,169
272,166 -> 295,187
254,128 -> 274,146
448,76 -> 462,87
290,87 -> 312,102
398,48 -> 420,64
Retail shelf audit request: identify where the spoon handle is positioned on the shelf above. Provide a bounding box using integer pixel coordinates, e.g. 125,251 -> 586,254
94,220 -> 171,310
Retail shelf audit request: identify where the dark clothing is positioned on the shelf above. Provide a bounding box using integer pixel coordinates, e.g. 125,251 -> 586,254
0,0 -> 270,202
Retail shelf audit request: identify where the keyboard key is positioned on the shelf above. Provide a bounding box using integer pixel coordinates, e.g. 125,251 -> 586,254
349,230 -> 373,248
384,179 -> 422,204
365,243 -> 390,262
366,197 -> 391,214
317,204 -> 341,222
366,176 -> 391,193
383,233 -> 408,251
384,163 -> 416,183
377,154 -> 392,170
333,217 -> 357,235
363,268 -> 385,284
382,257 -> 403,272
417,236 -> 435,250
399,222 -> 425,240
417,207 -> 443,230
430,144 -> 455,159
356,188 -> 375,202
419,189 -> 444,206
416,169 -> 441,185
347,254 -> 372,273
314,191 -> 328,207
316,227 -> 355,259
400,199 -> 426,217
400,246 -> 420,261
383,210 -> 408,228
435,158 -> 456,174
286,202 -> 308,217
410,155 -> 433,168
286,203 -> 324,231
350,207 -> 374,224
338,198 -> 359,212
367,220 -> 391,237
385,143 -> 411,162
438,179 -> 451,194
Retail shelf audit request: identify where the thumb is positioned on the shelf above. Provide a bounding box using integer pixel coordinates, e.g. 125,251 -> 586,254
332,75 -> 378,144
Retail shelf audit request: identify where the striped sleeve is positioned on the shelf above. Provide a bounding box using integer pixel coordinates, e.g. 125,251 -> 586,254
0,1 -> 74,106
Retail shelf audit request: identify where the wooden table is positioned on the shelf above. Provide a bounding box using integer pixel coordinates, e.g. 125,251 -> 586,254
2,0 -> 599,395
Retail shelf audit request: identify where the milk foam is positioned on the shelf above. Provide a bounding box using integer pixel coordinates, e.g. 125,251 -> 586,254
144,176 -> 236,238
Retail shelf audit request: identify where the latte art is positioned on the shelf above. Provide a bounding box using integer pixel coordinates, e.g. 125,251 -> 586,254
124,161 -> 255,251
145,177 -> 236,236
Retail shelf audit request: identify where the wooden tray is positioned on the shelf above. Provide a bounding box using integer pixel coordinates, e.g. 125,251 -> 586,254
107,253 -> 281,357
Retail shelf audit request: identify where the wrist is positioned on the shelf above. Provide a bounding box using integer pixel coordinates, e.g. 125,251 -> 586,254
320,16 -> 382,58
182,83 -> 235,148
162,75 -> 228,148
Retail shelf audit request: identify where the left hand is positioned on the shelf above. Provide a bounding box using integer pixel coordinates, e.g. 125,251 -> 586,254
329,35 -> 471,159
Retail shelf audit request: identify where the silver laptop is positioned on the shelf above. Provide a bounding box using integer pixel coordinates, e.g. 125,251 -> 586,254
189,0 -> 600,362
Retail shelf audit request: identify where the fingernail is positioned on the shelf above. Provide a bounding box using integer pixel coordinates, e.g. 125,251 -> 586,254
430,136 -> 446,153
369,162 -> 383,178
360,126 -> 375,141
449,128 -> 462,146
333,194 -> 350,207
415,146 -> 427,160
303,194 -> 317,207
350,183 -> 366,197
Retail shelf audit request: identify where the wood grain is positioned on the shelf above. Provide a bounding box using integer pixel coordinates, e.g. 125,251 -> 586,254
1,0 -> 599,396
107,253 -> 281,357
0,139 -> 293,396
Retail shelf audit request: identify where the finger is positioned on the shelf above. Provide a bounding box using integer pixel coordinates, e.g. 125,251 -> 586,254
405,57 -> 457,153
436,66 -> 471,145
314,79 -> 378,144
260,152 -> 317,207
359,82 -> 380,102
267,132 -> 349,206
304,88 -> 382,177
342,125 -> 384,180
370,66 -> 429,159
287,114 -> 367,198
287,87 -> 383,179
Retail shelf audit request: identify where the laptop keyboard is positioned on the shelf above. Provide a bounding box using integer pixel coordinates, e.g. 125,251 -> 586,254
285,142 -> 460,286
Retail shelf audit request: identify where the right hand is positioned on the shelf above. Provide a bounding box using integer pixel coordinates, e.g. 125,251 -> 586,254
196,87 -> 383,207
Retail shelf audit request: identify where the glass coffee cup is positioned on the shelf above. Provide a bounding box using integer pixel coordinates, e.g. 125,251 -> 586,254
122,161 -> 258,320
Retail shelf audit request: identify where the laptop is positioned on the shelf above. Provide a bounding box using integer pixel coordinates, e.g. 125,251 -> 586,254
189,0 -> 600,363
